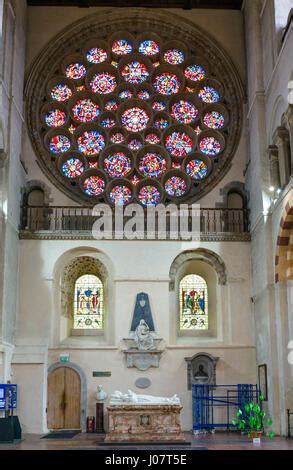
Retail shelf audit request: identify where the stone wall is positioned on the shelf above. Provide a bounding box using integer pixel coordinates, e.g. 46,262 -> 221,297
244,0 -> 293,434
4,4 -> 260,434
0,0 -> 27,382
13,238 -> 256,432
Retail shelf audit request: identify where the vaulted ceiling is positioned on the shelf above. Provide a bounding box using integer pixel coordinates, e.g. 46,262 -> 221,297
27,0 -> 243,10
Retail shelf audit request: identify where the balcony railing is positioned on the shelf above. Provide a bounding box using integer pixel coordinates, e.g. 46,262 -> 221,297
19,205 -> 250,240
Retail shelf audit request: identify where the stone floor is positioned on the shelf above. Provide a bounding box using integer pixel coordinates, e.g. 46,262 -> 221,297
0,432 -> 293,450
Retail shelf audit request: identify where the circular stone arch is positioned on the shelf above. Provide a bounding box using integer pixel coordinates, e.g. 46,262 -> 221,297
169,248 -> 227,291
25,8 -> 244,205
275,198 -> 293,283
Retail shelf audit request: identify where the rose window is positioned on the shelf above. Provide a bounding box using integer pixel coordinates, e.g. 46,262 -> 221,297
30,28 -> 240,207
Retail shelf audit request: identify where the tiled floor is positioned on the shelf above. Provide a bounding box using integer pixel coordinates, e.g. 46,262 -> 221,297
0,432 -> 293,450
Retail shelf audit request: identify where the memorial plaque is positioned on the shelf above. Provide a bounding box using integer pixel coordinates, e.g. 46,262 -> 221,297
93,371 -> 111,377
135,378 -> 151,389
131,293 -> 155,331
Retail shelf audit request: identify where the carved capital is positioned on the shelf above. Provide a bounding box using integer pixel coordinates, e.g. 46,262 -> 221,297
273,126 -> 290,146
268,145 -> 279,162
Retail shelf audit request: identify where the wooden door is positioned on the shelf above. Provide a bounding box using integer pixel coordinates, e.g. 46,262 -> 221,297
64,368 -> 81,429
47,367 -> 81,430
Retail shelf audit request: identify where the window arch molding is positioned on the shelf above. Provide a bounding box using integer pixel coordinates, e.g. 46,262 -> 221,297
25,8 -> 244,205
169,248 -> 227,291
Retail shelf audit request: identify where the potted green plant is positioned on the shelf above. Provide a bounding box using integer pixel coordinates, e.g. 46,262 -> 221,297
232,394 -> 274,444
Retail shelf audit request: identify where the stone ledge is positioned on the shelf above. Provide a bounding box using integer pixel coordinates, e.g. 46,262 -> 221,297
105,433 -> 186,442
107,404 -> 182,410
166,344 -> 256,349
49,345 -> 118,350
19,230 -> 251,242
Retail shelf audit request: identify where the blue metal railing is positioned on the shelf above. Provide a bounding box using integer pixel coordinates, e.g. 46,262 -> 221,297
192,383 -> 259,432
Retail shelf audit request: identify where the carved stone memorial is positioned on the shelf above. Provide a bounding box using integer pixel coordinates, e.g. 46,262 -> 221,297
184,352 -> 219,390
105,390 -> 184,442
122,293 -> 164,371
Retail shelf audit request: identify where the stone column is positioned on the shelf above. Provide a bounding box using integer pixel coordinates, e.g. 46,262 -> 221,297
0,0 -> 27,382
273,127 -> 291,187
0,0 -> 6,383
268,145 -> 281,189
243,0 -> 269,223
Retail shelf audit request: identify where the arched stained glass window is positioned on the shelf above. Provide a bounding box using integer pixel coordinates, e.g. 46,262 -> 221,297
179,274 -> 208,330
74,274 -> 104,329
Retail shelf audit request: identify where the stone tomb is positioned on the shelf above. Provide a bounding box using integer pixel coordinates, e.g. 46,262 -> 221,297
105,403 -> 184,442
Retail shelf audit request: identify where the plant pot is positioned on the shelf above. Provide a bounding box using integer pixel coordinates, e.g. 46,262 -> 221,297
251,431 -> 262,444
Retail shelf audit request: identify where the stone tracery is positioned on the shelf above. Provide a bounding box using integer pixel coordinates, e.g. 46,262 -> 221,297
25,9 -> 243,206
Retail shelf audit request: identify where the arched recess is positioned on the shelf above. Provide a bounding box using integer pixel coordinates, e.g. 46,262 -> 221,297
21,180 -> 52,230
22,179 -> 52,206
219,181 -> 248,208
47,362 -> 87,432
169,248 -> 227,291
169,248 -> 227,341
217,181 -> 248,232
275,198 -> 293,283
61,256 -> 107,337
273,195 -> 293,434
61,256 -> 107,317
52,247 -> 115,346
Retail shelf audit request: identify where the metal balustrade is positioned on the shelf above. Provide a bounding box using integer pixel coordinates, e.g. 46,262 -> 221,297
20,205 -> 249,236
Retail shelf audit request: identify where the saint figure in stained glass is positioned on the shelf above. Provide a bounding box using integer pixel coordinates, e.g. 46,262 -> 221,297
179,274 -> 208,330
74,274 -> 104,329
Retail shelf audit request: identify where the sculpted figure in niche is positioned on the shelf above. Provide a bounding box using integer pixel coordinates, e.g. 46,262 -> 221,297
194,364 -> 209,382
134,319 -> 155,351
